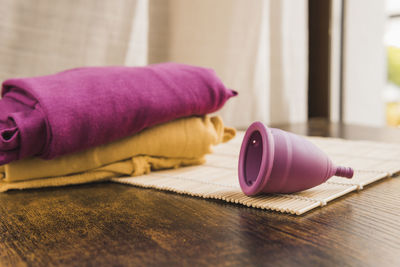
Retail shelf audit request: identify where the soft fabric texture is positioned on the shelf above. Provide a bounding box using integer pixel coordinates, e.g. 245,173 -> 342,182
0,63 -> 237,165
0,0 -> 308,130
0,116 -> 236,191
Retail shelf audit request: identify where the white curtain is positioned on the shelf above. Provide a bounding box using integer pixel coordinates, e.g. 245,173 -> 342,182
0,0 -> 308,128
342,0 -> 386,126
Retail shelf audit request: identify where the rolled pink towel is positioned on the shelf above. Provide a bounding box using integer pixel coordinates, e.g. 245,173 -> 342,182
0,63 -> 237,165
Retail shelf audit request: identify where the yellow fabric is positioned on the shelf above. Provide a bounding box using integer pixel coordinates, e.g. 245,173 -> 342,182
0,157 -> 204,192
0,116 -> 235,191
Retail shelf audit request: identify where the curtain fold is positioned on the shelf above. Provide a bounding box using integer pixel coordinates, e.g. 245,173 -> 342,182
0,0 -> 308,127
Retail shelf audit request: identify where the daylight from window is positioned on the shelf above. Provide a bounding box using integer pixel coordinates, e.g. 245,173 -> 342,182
384,0 -> 400,126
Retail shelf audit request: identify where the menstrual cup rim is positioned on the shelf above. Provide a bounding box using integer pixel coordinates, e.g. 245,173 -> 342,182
238,121 -> 274,196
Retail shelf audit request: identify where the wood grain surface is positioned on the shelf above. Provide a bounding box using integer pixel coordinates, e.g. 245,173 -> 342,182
1,119 -> 400,266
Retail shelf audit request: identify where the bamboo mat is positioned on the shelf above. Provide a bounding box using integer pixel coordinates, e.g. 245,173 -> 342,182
113,132 -> 400,215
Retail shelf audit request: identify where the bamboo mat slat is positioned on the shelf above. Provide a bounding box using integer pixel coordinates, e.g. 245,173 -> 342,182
113,132 -> 400,215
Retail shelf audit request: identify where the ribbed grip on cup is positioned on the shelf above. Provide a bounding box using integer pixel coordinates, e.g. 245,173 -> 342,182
335,166 -> 354,179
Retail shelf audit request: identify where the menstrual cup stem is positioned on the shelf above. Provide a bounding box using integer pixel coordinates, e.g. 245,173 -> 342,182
335,166 -> 354,179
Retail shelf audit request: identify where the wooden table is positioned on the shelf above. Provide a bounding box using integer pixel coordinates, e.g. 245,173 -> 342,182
1,120 -> 400,266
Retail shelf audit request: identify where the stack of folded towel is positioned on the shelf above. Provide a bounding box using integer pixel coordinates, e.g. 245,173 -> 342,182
0,63 -> 237,191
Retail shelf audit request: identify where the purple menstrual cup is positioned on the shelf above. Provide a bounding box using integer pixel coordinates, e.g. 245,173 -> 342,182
238,122 -> 354,195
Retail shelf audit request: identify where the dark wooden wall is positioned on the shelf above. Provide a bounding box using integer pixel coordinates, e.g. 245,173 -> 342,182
308,0 -> 332,119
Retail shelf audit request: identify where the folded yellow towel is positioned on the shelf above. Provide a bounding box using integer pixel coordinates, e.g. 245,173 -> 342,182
0,116 -> 235,191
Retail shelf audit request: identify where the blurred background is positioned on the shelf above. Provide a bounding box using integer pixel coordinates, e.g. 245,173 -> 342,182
0,0 -> 397,129
385,0 -> 400,127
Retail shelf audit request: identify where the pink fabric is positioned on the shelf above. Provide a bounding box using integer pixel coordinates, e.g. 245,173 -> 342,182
0,63 -> 236,165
